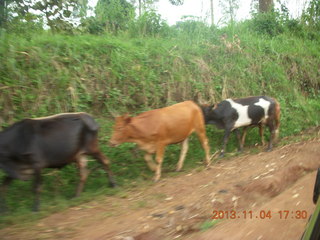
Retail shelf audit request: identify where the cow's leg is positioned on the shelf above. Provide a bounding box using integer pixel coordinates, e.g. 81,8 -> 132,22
266,122 -> 275,152
240,127 -> 248,151
92,151 -> 116,188
220,128 -> 232,157
234,128 -> 243,152
154,145 -> 166,182
144,153 -> 157,171
195,130 -> 210,167
176,138 -> 189,172
259,124 -> 265,146
0,176 -> 13,213
75,155 -> 89,197
32,170 -> 42,212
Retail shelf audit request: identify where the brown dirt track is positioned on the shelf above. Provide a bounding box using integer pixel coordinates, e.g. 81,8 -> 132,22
0,133 -> 319,240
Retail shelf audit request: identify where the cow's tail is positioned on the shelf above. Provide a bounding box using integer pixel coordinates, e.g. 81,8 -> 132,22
273,99 -> 281,142
80,113 -> 99,131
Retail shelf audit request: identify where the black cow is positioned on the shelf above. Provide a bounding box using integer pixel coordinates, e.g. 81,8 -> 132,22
201,96 -> 280,157
0,112 -> 116,212
314,168 -> 320,204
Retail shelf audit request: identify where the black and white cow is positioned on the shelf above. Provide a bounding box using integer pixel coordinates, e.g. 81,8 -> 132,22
0,112 -> 116,212
201,96 -> 280,157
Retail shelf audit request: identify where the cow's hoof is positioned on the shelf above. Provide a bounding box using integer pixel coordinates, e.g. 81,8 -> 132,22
32,206 -> 40,212
265,147 -> 272,152
148,166 -> 157,172
153,177 -> 160,183
109,181 -> 117,188
0,207 -> 8,215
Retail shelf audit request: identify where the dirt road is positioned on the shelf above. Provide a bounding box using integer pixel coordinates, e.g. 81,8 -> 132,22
1,136 -> 319,240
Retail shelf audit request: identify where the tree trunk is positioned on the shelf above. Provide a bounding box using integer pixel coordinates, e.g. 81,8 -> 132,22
210,0 -> 214,26
0,0 -> 6,28
259,0 -> 273,13
138,0 -> 141,17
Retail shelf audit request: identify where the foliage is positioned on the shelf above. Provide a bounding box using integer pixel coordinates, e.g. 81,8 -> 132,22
0,0 -> 88,33
0,0 -> 22,28
174,18 -> 215,44
168,0 -> 184,6
128,10 -> 170,37
258,0 -> 274,13
32,0 -> 88,32
248,1 -> 320,39
200,219 -> 221,231
219,0 -> 239,25
301,0 -> 320,31
79,16 -> 105,34
95,0 -> 135,34
249,10 -> 284,36
4,12 -> 44,37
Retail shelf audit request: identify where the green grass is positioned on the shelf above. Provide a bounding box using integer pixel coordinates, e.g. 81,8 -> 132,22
0,19 -> 319,228
199,219 -> 221,231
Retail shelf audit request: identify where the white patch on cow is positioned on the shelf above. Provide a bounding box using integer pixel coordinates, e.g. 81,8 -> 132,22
254,98 -> 270,120
226,99 -> 251,128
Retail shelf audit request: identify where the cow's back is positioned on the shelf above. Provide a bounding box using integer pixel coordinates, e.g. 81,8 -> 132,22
158,100 -> 204,129
231,96 -> 277,127
30,112 -> 99,131
31,113 -> 98,168
1,113 -> 98,171
131,101 -> 204,144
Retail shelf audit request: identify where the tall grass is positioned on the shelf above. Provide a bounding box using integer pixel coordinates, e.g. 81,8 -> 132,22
0,20 -> 319,225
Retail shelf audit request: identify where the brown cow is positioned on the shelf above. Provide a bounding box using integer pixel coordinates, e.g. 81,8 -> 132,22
109,101 -> 211,182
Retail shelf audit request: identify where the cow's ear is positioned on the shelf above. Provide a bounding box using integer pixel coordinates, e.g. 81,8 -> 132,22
125,117 -> 131,124
212,104 -> 218,110
123,114 -> 131,124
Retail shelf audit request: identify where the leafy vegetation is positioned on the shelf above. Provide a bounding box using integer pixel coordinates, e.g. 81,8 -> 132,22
0,0 -> 319,227
200,219 -> 221,231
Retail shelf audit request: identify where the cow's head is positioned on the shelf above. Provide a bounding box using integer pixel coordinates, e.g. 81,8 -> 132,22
200,104 -> 216,124
109,114 -> 131,147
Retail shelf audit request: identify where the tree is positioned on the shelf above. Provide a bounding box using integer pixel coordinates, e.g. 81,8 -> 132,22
219,0 -> 239,25
32,0 -> 89,32
0,0 -> 7,28
135,0 -> 184,17
130,9 -> 169,37
168,0 -> 183,5
0,0 -> 19,29
0,0 -> 89,32
259,0 -> 273,13
302,0 -> 320,30
95,0 -> 135,33
133,0 -> 157,17
138,0 -> 142,16
210,0 -> 214,26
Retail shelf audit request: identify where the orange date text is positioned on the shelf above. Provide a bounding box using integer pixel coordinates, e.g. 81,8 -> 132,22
211,210 -> 308,220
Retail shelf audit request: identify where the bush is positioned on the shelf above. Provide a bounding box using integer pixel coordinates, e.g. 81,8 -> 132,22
79,17 -> 105,35
129,11 -> 171,38
249,11 -> 284,37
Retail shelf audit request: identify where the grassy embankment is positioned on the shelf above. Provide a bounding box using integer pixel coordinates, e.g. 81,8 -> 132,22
0,24 -> 319,226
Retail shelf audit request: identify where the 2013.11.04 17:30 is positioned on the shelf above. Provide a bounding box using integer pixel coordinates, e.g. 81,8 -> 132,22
211,210 -> 308,220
